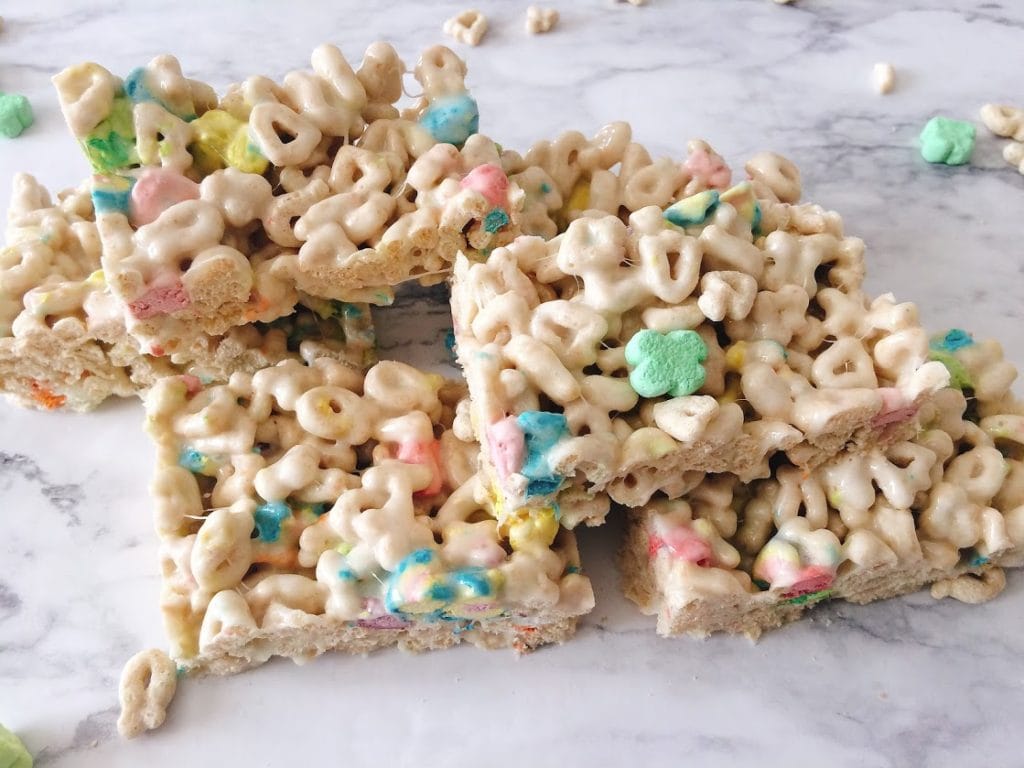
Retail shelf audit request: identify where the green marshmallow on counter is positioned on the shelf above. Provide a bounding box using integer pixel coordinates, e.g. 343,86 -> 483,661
0,93 -> 34,138
0,723 -> 33,768
919,116 -> 976,165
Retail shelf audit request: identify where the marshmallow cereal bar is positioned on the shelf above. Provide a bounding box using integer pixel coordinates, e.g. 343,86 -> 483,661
51,44 -> 521,355
622,331 -> 1024,638
146,358 -> 593,675
0,174 -> 375,411
451,144 -> 949,525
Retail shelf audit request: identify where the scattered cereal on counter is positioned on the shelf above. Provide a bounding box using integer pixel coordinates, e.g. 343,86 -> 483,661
0,722 -> 33,768
919,116 -> 975,166
117,648 -> 178,738
1003,141 -> 1024,174
444,9 -> 488,46
0,93 -> 33,138
979,103 -> 1024,142
526,6 -> 559,33
931,568 -> 1006,604
873,62 -> 895,95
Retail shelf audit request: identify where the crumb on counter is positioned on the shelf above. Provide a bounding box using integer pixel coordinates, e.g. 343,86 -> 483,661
873,62 -> 895,95
526,6 -> 560,34
444,9 -> 488,46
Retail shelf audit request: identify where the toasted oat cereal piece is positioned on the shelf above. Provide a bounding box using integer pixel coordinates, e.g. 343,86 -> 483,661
444,9 -> 488,46
0,174 -> 375,411
873,62 -> 895,95
931,568 -> 1007,604
49,43 -> 521,355
451,174 -> 948,524
526,6 -> 560,34
623,362 -> 1024,638
979,103 -> 1024,142
1003,141 -> 1024,174
118,648 -> 178,738
145,358 -> 593,675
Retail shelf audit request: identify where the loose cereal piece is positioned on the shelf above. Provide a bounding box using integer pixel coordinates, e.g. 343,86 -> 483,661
146,359 -> 593,675
0,722 -> 32,768
623,360 -> 1024,637
1003,141 -> 1024,174
979,103 -> 1024,142
526,6 -> 559,34
444,9 -> 488,46
117,649 -> 178,738
451,176 -> 949,522
919,116 -> 976,165
0,93 -> 33,138
873,62 -> 895,95
931,568 -> 1006,604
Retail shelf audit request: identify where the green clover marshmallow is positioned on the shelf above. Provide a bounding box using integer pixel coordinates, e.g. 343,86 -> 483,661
625,329 -> 708,398
919,116 -> 975,166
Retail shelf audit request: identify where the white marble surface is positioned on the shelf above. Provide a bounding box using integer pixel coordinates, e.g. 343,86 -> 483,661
2,1 -> 1023,765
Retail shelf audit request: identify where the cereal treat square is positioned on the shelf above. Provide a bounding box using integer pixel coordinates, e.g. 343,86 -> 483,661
622,336 -> 1024,638
0,174 -> 375,411
146,359 -> 593,675
52,44 -> 522,355
451,190 -> 949,525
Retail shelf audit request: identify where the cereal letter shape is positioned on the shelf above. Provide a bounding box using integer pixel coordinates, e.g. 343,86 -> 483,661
625,328 -> 708,398
117,649 -> 178,739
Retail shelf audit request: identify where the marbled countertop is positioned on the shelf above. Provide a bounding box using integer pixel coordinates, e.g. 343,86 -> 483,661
2,1 -> 1023,765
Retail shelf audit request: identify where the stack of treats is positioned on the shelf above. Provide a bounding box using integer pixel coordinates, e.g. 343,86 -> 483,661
2,41 -> 1022,736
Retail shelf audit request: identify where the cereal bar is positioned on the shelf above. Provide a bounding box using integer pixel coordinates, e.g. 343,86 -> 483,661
146,358 -> 593,675
51,44 -> 521,355
451,158 -> 948,524
0,173 -> 374,411
622,331 -> 1024,638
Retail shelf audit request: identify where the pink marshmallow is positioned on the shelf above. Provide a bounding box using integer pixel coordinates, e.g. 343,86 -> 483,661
872,387 -> 919,428
487,416 -> 525,480
684,148 -> 732,191
781,565 -> 834,599
648,528 -> 714,567
460,163 -> 510,208
396,439 -> 444,496
358,614 -> 411,629
180,374 -> 202,396
128,278 -> 190,319
130,167 -> 200,227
